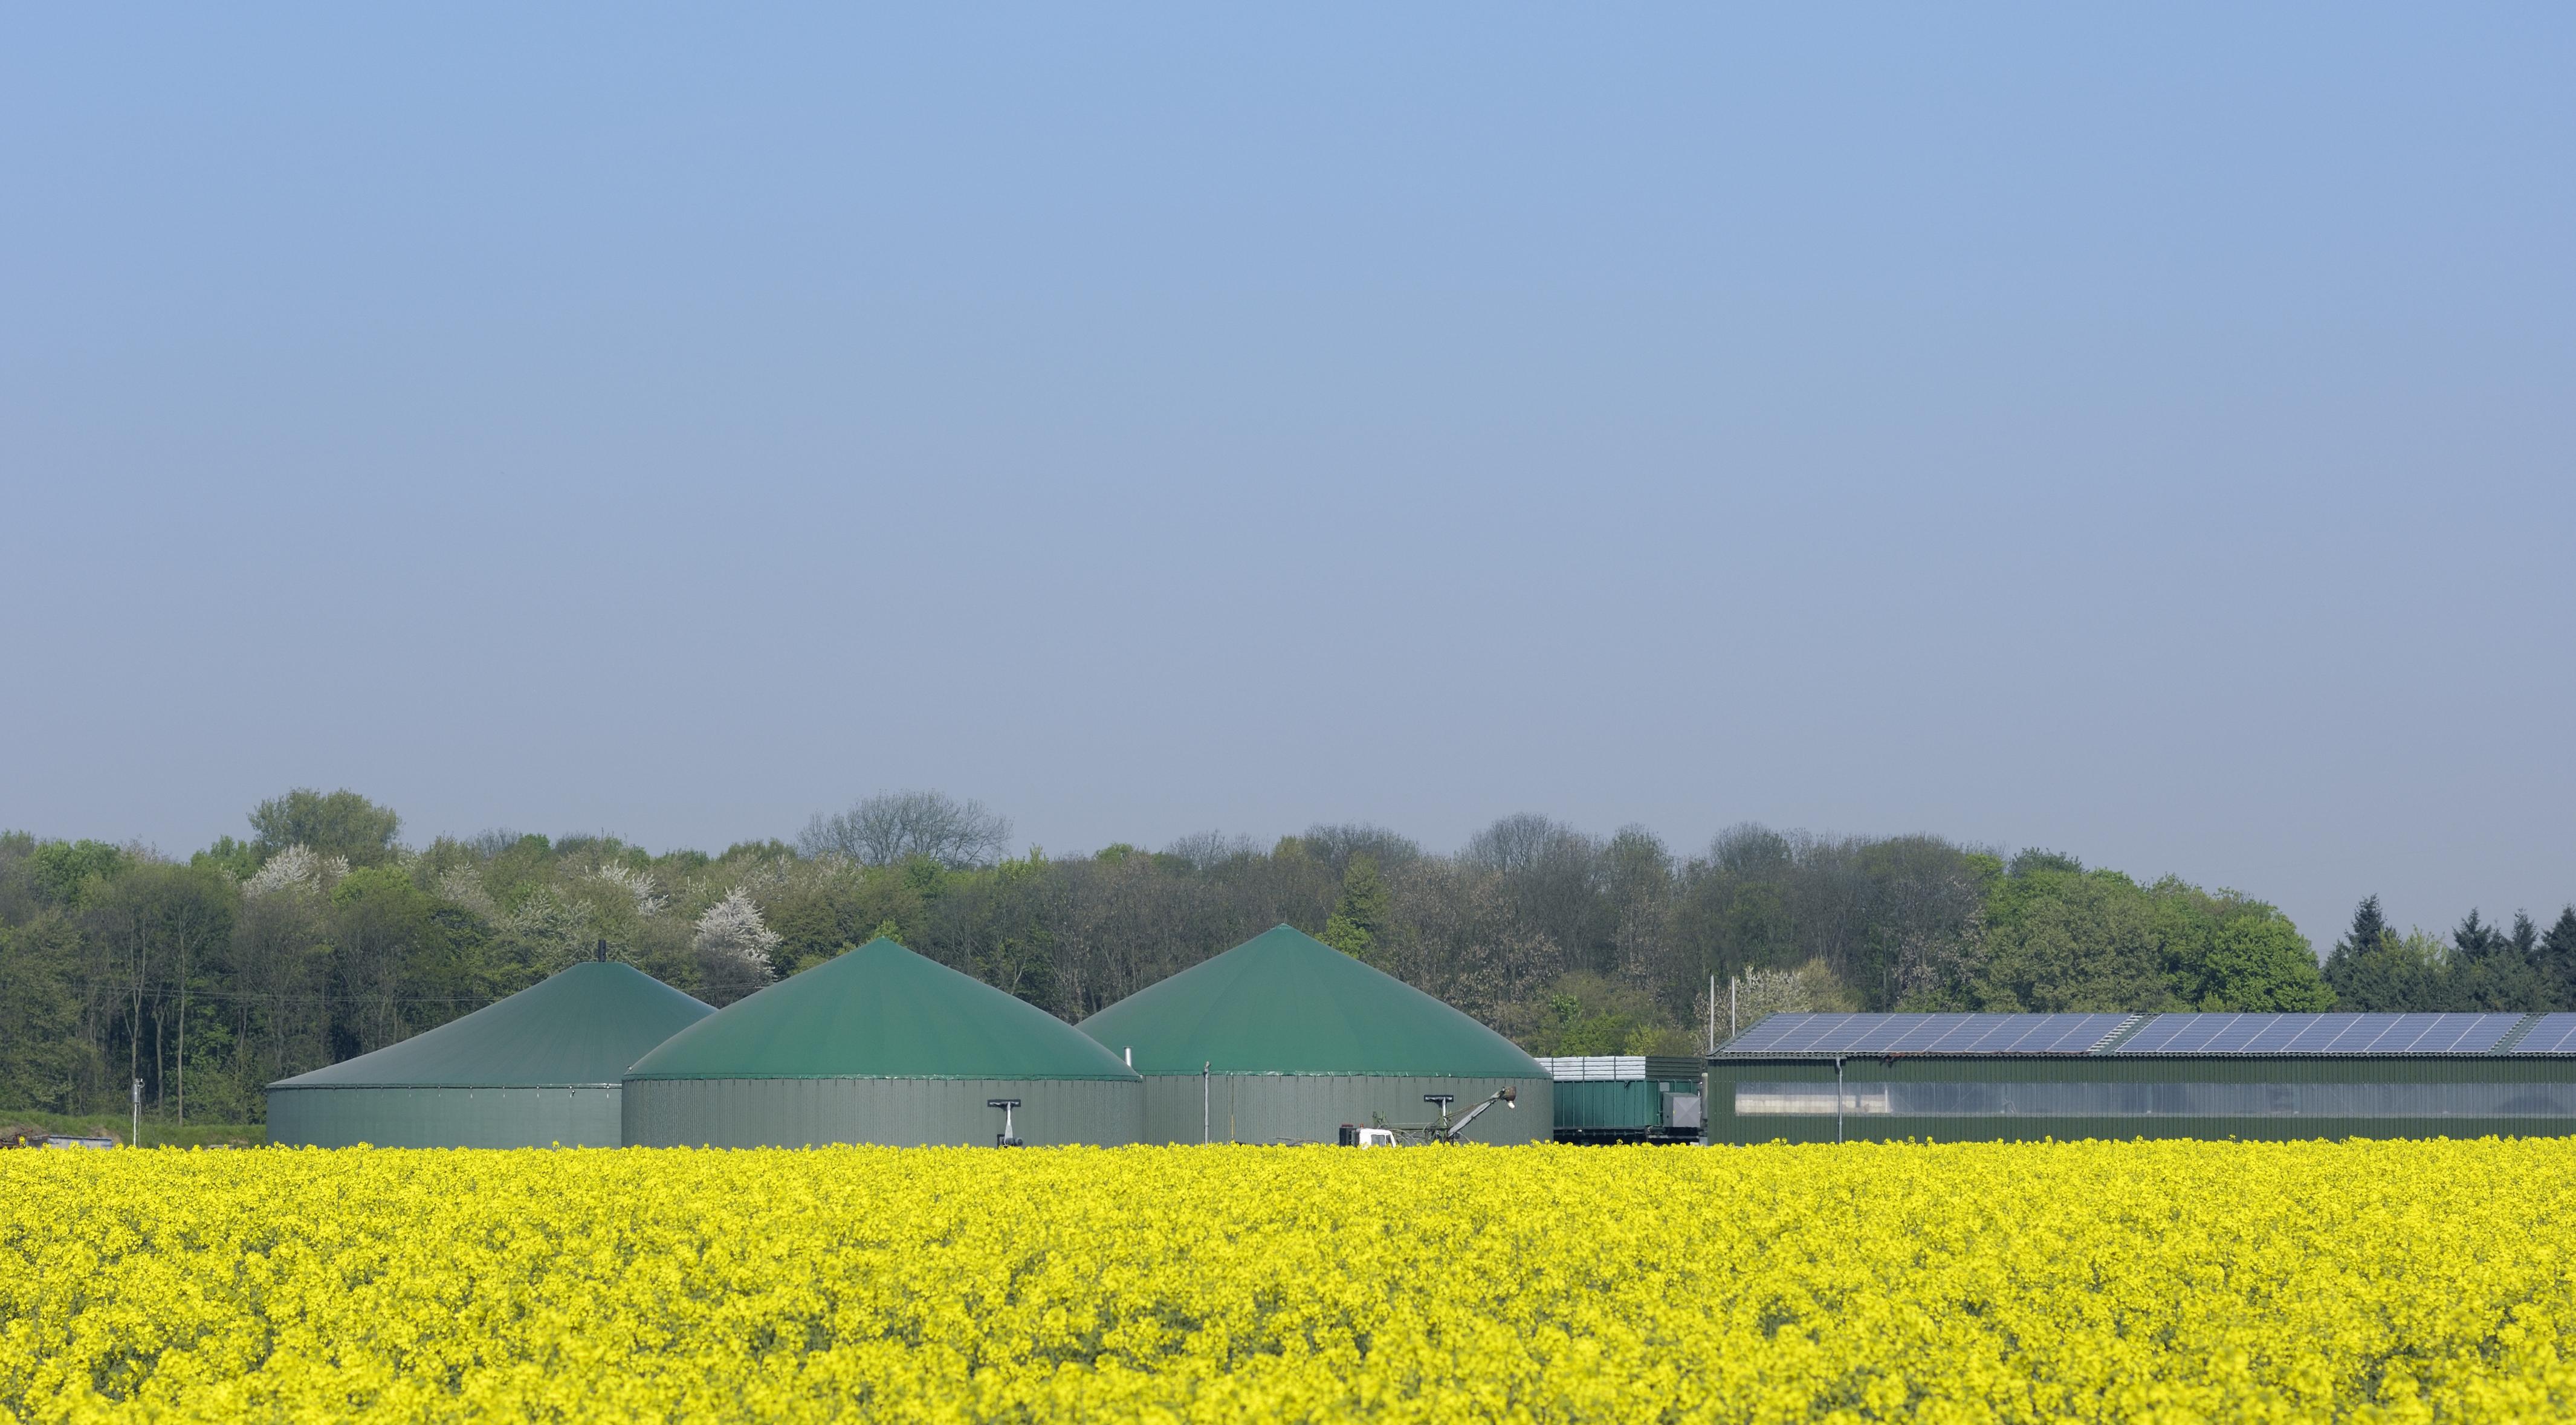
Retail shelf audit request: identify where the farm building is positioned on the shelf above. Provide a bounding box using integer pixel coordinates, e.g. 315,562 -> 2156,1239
265,960 -> 712,1148
1076,925 -> 1553,1144
1708,1011 -> 2576,1143
1533,1056 -> 1705,1143
623,937 -> 1142,1147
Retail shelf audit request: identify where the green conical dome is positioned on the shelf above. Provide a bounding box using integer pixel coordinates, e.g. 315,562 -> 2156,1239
1078,925 -> 1544,1077
269,960 -> 711,1090
627,937 -> 1141,1081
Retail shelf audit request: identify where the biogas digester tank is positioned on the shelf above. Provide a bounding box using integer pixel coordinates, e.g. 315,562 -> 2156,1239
265,960 -> 713,1148
1077,925 -> 1553,1144
621,937 -> 1142,1147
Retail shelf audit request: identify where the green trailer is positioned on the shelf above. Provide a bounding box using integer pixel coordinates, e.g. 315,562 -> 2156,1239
1535,1056 -> 1705,1143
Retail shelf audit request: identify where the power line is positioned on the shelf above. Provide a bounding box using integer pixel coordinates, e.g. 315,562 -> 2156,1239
70,983 -> 499,1007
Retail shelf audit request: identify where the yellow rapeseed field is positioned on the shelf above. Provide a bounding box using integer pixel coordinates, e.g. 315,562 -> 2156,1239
6,1140 -> 2576,1423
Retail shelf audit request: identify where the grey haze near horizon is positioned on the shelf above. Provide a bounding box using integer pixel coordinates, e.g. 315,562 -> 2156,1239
4,7 -> 2571,951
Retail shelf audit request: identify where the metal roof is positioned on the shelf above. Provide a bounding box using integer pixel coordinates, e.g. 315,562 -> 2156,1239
627,937 -> 1141,1082
1718,1013 -> 2136,1056
1077,925 -> 1544,1078
1534,1056 -> 1706,1082
268,961 -> 711,1090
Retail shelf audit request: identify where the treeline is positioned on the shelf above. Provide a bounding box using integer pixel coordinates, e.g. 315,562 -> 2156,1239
3,788 -> 2568,1122
2322,897 -> 2576,1012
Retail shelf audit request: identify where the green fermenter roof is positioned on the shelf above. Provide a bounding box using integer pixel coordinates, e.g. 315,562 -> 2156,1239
1078,925 -> 1546,1078
625,937 -> 1141,1081
268,960 -> 713,1090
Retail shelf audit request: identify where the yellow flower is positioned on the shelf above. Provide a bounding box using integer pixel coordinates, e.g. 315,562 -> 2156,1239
5,1140 -> 2576,1421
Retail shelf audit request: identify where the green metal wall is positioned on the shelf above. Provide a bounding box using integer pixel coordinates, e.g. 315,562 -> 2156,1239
1138,1074 -> 1552,1145
1707,1055 -> 2576,1143
1553,1078 -> 1701,1134
265,1086 -> 624,1148
620,1076 -> 1143,1148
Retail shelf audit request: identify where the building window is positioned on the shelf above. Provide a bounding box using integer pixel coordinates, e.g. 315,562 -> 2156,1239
1732,1081 -> 2576,1117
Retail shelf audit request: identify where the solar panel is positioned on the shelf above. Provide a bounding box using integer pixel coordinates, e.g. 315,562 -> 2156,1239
2114,1013 -> 2522,1055
2511,1014 -> 2576,1055
1719,1013 -> 2132,1056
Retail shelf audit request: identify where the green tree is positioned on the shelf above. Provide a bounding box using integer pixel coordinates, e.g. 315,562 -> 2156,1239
1976,867 -> 2176,1012
27,839 -> 129,910
192,835 -> 262,882
2540,908 -> 2576,1007
329,867 -> 456,1057
1509,972 -> 1694,1055
0,916 -> 94,1110
249,788 -> 403,867
81,860 -> 237,1120
1321,855 -> 1390,961
2189,910 -> 2333,1010
2323,923 -> 2450,1010
2450,909 -> 2553,1010
2334,896 -> 2393,960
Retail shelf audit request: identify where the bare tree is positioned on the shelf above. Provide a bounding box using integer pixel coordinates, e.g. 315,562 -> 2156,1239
1160,831 -> 1258,870
798,790 -> 1013,869
1464,813 -> 1604,972
1295,823 -> 1423,877
1463,813 -> 1580,874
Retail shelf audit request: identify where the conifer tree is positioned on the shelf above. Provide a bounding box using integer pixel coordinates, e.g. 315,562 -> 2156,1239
2539,908 -> 2576,1007
2333,896 -> 2392,961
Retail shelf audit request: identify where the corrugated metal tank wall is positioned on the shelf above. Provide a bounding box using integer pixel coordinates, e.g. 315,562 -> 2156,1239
266,1086 -> 624,1148
621,1077 -> 1142,1148
1707,1055 -> 2576,1143
1138,1074 -> 1552,1145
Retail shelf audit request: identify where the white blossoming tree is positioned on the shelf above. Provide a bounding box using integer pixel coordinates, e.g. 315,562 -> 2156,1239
691,888 -> 780,1004
242,844 -> 350,899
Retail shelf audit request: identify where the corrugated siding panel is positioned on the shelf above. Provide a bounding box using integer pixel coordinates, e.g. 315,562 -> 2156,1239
1136,1074 -> 1552,1145
1706,1056 -> 2576,1144
620,1077 -> 1142,1148
265,1086 -> 624,1148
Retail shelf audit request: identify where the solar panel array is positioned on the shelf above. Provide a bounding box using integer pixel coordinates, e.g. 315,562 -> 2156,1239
2112,1013 -> 2522,1056
1714,1011 -> 2572,1056
1718,1013 -> 2134,1056
2511,1014 -> 2576,1055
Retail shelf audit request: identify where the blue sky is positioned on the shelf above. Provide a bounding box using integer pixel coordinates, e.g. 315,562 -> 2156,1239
5,6 -> 2571,946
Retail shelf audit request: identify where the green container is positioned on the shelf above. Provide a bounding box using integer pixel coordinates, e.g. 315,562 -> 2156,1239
1078,926 -> 1552,1145
265,961 -> 712,1148
624,937 -> 1142,1147
1542,1058 -> 1706,1143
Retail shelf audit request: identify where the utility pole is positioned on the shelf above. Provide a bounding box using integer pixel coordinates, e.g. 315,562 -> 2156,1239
131,1078 -> 141,1149
1729,976 -> 1738,1041
1707,975 -> 1716,1053
1202,1061 -> 1211,1145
